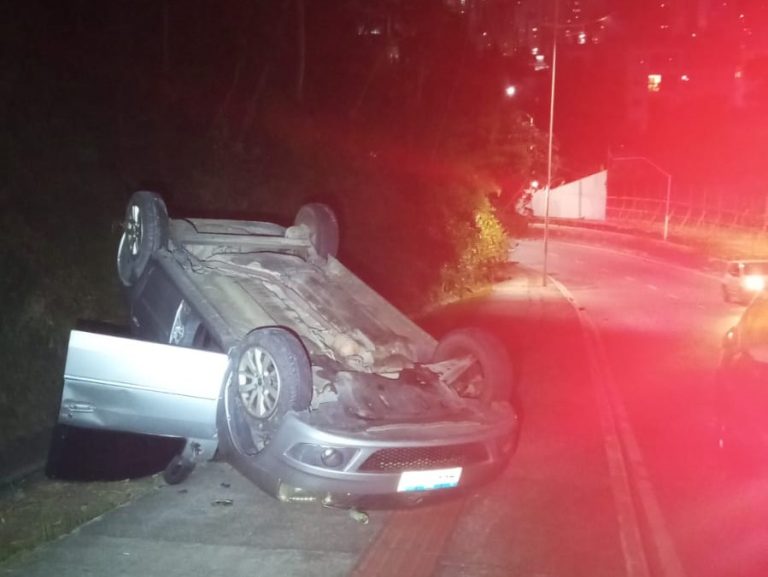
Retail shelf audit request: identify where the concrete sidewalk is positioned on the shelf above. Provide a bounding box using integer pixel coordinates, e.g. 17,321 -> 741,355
1,268 -> 632,577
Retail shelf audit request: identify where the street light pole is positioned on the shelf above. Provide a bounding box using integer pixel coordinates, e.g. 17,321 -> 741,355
663,172 -> 672,241
611,156 -> 673,241
542,0 -> 559,286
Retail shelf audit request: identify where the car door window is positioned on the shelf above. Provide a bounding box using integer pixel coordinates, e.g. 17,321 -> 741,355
167,299 -> 219,351
744,262 -> 768,275
132,266 -> 184,343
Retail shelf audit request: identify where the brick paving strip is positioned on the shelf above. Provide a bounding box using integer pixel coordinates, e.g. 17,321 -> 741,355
350,497 -> 467,577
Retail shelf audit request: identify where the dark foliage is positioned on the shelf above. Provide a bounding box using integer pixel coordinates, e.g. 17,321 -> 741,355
0,1 -> 548,447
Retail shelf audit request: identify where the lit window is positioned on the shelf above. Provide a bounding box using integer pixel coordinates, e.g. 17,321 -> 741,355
648,74 -> 662,92
735,69 -> 743,79
578,31 -> 587,44
680,74 -> 690,82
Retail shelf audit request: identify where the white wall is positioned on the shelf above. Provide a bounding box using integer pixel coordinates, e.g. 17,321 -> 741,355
531,170 -> 607,221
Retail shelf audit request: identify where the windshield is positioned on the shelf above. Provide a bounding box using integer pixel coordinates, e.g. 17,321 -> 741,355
742,262 -> 768,275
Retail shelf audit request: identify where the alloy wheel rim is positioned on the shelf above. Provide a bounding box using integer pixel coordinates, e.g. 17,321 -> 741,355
238,346 -> 281,419
126,204 -> 143,256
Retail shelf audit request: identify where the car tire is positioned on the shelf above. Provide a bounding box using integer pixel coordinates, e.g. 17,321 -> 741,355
117,190 -> 169,287
294,203 -> 339,259
217,327 -> 312,457
432,328 -> 514,403
162,454 -> 196,485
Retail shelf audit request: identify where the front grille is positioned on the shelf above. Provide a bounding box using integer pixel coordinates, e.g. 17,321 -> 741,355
359,443 -> 488,473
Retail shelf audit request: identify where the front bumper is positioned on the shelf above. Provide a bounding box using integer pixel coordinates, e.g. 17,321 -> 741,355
225,405 -> 519,507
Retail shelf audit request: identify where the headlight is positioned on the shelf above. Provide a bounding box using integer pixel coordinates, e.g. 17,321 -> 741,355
743,275 -> 766,292
286,443 -> 357,469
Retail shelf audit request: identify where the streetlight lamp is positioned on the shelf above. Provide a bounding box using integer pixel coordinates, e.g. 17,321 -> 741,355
611,156 -> 673,241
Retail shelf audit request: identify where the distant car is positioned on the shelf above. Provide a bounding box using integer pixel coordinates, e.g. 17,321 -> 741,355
721,260 -> 768,304
715,292 -> 768,462
55,191 -> 519,507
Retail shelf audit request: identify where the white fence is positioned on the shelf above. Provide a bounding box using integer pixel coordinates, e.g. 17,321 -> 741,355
529,162 -> 768,236
531,171 -> 607,221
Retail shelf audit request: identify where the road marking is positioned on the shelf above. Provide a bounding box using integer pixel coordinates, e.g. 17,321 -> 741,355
550,277 -> 688,577
350,497 -> 466,577
551,239 -> 720,281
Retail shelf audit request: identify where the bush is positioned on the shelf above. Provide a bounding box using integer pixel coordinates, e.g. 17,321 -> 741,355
433,194 -> 510,302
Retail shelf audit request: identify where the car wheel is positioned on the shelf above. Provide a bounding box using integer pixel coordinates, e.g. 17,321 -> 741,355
294,203 -> 339,259
162,454 -> 196,485
117,190 -> 169,287
217,327 -> 312,457
432,328 -> 514,403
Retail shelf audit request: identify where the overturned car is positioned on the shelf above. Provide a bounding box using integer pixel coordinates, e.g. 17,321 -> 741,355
57,191 -> 519,506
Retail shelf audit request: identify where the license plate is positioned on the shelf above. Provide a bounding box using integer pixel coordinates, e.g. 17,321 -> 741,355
397,467 -> 462,492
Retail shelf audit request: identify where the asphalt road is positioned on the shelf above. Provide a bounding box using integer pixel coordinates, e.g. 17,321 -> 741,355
514,232 -> 768,577
6,227 -> 756,577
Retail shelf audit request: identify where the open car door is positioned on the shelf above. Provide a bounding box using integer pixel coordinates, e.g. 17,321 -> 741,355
58,330 -> 229,465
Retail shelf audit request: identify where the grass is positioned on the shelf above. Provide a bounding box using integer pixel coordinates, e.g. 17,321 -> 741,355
0,473 -> 161,564
610,218 -> 768,260
671,225 -> 768,260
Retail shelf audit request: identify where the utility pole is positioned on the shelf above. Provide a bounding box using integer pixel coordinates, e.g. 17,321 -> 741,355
543,0 -> 559,286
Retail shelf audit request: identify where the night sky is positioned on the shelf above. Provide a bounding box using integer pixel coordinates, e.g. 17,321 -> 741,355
2,0 -> 767,211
